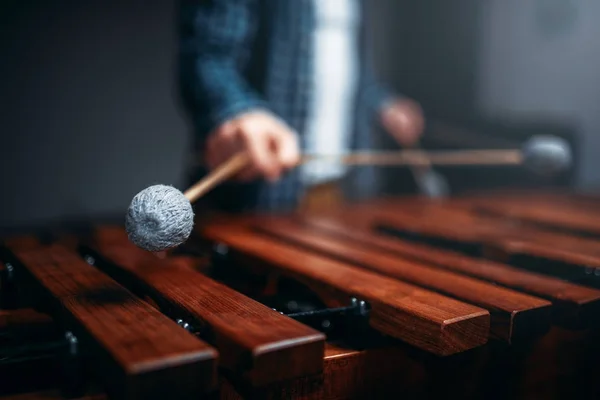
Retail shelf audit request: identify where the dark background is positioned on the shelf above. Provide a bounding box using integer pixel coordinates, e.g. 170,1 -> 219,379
1,0 -> 598,232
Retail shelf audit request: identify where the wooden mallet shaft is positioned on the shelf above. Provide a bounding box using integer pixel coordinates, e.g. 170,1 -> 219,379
183,149 -> 522,203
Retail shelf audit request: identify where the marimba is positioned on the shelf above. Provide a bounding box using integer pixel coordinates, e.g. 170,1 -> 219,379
2,191 -> 600,399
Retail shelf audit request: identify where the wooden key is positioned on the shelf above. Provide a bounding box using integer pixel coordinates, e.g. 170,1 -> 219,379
349,198 -> 600,260
340,199 -> 600,294
2,236 -> 41,251
451,195 -> 600,238
2,245 -> 218,400
79,228 -> 326,389
0,308 -> 66,397
0,308 -> 57,341
301,216 -> 600,329
368,197 -> 600,253
451,190 -> 600,212
254,218 -> 552,343
200,223 -> 490,356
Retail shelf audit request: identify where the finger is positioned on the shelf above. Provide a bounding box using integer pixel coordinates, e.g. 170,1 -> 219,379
403,113 -> 424,140
265,126 -> 296,180
240,130 -> 278,181
207,129 -> 242,178
274,129 -> 300,170
404,103 -> 425,135
393,111 -> 422,144
264,137 -> 284,182
266,117 -> 300,168
381,107 -> 402,132
236,166 -> 261,182
205,135 -> 220,169
208,138 -> 232,170
264,135 -> 284,182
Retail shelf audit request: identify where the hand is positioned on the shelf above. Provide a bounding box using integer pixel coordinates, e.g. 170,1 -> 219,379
380,98 -> 425,146
204,110 -> 300,182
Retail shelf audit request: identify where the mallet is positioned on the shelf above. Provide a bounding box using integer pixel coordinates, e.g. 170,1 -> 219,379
125,135 -> 571,252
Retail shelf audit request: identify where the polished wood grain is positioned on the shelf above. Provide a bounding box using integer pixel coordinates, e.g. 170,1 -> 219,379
300,216 -> 600,328
3,245 -> 218,400
452,196 -> 600,238
343,198 -> 600,271
369,197 -> 600,253
443,196 -> 600,275
3,192 -> 600,399
489,237 -> 600,272
81,227 -> 326,389
2,236 -> 41,251
445,202 -> 600,261
254,218 -> 552,343
200,223 -> 490,356
451,190 -> 600,211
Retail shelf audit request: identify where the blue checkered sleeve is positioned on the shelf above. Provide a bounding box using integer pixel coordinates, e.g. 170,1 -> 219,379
359,7 -> 401,125
363,66 -> 395,114
362,57 -> 402,130
178,0 -> 268,137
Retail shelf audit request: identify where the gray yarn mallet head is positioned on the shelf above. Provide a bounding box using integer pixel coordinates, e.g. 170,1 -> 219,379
126,184 -> 194,252
522,135 -> 572,176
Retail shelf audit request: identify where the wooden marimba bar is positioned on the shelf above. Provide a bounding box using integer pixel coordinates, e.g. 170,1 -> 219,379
1,190 -> 600,399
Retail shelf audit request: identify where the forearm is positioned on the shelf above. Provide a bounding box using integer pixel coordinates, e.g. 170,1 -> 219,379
361,60 -> 424,147
178,0 -> 267,136
361,58 -> 401,123
180,58 -> 268,134
364,80 -> 395,117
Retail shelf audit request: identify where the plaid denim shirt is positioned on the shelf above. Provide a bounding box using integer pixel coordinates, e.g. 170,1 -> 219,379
178,0 -> 395,212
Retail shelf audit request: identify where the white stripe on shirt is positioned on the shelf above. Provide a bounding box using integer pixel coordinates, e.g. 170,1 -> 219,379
302,0 -> 360,185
